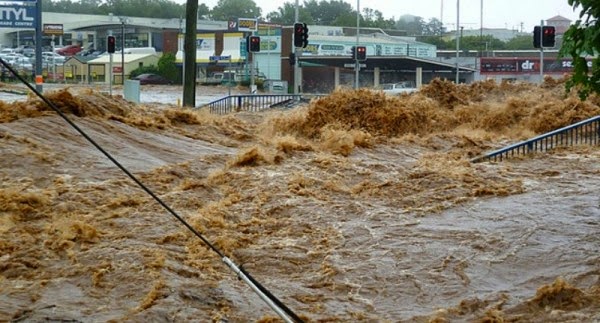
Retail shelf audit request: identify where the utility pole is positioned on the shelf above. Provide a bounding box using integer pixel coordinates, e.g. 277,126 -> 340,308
539,19 -> 544,82
354,0 -> 360,89
183,0 -> 198,107
119,17 -> 126,85
35,0 -> 42,92
455,0 -> 460,84
293,0 -> 300,95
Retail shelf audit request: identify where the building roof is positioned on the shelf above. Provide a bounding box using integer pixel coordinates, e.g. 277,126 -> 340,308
64,55 -> 98,64
309,33 -> 431,47
87,53 -> 159,64
547,15 -> 572,22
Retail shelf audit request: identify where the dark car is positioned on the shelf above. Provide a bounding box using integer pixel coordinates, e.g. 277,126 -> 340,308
131,73 -> 173,85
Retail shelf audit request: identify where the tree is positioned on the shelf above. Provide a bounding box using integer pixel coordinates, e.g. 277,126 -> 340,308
395,15 -> 425,36
459,35 -> 506,51
419,35 -> 452,49
198,4 -> 211,19
360,8 -> 395,30
505,35 -> 535,50
158,53 -> 178,81
304,0 -> 353,26
423,18 -> 444,36
210,0 -> 261,21
266,2 -> 314,25
560,0 -> 600,99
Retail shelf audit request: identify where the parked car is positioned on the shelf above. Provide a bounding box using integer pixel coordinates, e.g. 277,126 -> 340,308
378,81 -> 418,95
56,44 -> 82,56
131,73 -> 173,85
41,51 -> 66,64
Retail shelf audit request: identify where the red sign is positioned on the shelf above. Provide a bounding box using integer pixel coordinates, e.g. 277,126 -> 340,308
112,66 -> 122,73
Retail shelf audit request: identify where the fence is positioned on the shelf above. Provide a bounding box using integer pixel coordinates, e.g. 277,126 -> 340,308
471,115 -> 600,163
202,94 -> 303,114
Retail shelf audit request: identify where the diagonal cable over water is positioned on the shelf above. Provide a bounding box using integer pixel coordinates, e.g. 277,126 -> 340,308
0,58 -> 303,323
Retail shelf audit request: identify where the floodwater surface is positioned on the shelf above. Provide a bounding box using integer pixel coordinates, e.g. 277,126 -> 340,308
0,79 -> 598,322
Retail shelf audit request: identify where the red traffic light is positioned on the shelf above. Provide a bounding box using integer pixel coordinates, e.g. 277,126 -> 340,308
247,35 -> 260,52
356,46 -> 366,61
107,35 -> 116,53
542,26 -> 556,47
294,22 -> 308,48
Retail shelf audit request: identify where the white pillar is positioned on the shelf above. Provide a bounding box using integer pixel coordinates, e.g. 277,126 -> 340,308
334,67 -> 340,89
374,67 -> 380,87
148,32 -> 152,48
416,67 -> 422,88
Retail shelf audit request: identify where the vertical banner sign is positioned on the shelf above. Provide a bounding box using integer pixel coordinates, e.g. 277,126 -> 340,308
0,5 -> 37,28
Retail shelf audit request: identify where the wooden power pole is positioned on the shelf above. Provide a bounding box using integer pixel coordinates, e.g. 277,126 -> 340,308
183,0 -> 198,107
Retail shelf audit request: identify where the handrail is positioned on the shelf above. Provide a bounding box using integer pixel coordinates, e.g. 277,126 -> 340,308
200,94 -> 304,114
471,115 -> 600,163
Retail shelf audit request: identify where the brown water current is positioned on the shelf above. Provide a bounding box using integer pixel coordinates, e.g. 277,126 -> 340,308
0,79 -> 599,322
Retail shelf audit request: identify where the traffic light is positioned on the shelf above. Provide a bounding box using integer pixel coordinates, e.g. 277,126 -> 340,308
533,26 -> 541,48
351,46 -> 356,60
356,46 -> 366,61
294,23 -> 303,48
247,35 -> 260,52
293,22 -> 309,48
542,26 -> 556,47
107,35 -> 116,53
533,26 -> 556,48
301,23 -> 309,48
289,52 -> 295,66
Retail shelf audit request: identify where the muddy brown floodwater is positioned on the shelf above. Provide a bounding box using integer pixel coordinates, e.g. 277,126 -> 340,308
0,79 -> 599,322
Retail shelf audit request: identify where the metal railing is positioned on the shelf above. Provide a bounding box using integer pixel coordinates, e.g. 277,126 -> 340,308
201,94 -> 303,114
472,115 -> 600,163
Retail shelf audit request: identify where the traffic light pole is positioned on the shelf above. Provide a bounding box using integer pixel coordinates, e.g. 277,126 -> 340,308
354,0 -> 360,90
294,0 -> 300,95
250,51 -> 255,94
109,52 -> 113,95
539,19 -> 544,82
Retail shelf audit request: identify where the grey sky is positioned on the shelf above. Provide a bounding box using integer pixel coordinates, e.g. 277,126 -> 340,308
197,0 -> 582,32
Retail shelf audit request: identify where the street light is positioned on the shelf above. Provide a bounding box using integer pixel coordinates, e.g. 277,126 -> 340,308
455,0 -> 460,84
119,16 -> 127,84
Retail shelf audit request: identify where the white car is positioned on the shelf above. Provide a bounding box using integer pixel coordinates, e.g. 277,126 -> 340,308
41,51 -> 65,64
378,81 -> 418,95
12,57 -> 32,70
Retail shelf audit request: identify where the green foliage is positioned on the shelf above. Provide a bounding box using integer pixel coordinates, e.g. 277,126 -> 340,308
129,65 -> 159,79
505,35 -> 536,50
459,35 -> 506,51
210,0 -> 261,21
305,0 -> 353,26
560,0 -> 600,100
418,36 -> 451,49
157,53 -> 178,81
266,3 -> 314,25
395,15 -> 425,36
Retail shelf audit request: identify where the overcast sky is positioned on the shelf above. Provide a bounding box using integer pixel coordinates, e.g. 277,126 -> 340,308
194,0 -> 582,32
